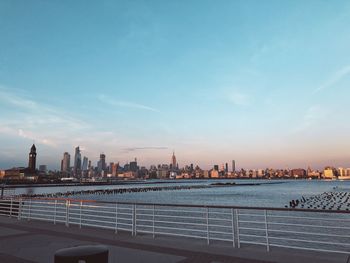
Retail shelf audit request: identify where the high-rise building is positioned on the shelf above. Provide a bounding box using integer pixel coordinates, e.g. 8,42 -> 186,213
73,146 -> 82,176
61,152 -> 70,174
171,151 -> 177,170
98,153 -> 106,173
232,160 -> 236,172
28,144 -> 37,172
225,163 -> 228,173
82,157 -> 88,171
130,158 -> 138,172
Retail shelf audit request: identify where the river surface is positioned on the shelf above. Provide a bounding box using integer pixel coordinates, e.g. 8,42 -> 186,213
10,179 -> 350,208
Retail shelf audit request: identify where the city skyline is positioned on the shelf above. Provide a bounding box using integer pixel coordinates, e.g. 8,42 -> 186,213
1,1 -> 350,170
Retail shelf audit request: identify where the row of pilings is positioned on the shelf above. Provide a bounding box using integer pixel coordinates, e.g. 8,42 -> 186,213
17,184 -> 215,199
287,191 -> 350,211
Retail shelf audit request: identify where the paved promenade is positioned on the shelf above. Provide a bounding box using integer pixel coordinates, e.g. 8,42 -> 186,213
0,216 -> 348,263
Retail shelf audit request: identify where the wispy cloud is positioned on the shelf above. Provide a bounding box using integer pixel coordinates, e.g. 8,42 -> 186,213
98,94 -> 159,112
292,105 -> 327,133
315,65 -> 350,93
122,146 -> 168,153
0,86 -> 89,148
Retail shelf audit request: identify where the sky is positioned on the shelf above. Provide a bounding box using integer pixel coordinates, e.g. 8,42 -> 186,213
1,0 -> 350,170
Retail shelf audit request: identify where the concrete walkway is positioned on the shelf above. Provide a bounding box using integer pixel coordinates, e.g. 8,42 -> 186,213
0,216 -> 348,263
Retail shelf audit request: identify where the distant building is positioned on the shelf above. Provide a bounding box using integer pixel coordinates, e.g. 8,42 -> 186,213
171,151 -> 177,170
61,152 -> 70,174
210,169 -> 219,178
82,157 -> 88,171
28,144 -> 37,173
97,153 -> 106,174
232,160 -> 236,172
213,165 -> 219,171
39,165 -> 47,173
225,163 -> 228,173
323,167 -> 337,179
130,158 -> 138,172
291,169 -> 307,178
73,146 -> 82,176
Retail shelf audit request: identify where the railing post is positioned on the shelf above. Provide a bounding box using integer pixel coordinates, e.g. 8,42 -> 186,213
115,203 -> 118,234
133,204 -> 137,236
235,209 -> 240,248
53,200 -> 57,225
152,204 -> 155,239
18,199 -> 22,220
65,200 -> 70,227
264,210 -> 270,252
131,204 -> 136,236
206,207 -> 210,245
9,198 -> 13,217
79,201 -> 82,229
28,199 -> 32,221
231,208 -> 235,248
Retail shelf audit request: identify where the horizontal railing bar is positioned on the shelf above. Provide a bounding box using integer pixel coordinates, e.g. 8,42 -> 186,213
208,224 -> 232,228
154,214 -> 206,220
239,227 -> 266,231
238,220 -> 265,224
208,218 -> 231,222
239,233 -> 266,238
269,236 -> 350,246
240,240 -> 267,246
151,209 -> 206,214
268,229 -> 350,238
238,213 -> 264,217
268,222 -> 350,230
209,237 -> 234,242
154,225 -> 207,233
208,230 -> 232,235
152,231 -> 206,239
267,215 -> 350,222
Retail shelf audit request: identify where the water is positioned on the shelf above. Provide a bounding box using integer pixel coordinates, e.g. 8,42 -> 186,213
11,179 -> 350,208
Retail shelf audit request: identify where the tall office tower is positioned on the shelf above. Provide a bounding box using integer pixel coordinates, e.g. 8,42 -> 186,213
82,157 -> 88,171
130,158 -> 138,172
171,151 -> 177,170
98,153 -> 106,173
225,163 -> 228,173
73,146 -> 82,176
61,152 -> 71,173
28,144 -> 37,172
213,165 -> 219,171
88,160 -> 91,169
232,160 -> 236,173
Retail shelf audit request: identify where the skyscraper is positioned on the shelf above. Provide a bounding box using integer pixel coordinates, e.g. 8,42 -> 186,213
232,160 -> 236,173
82,156 -> 88,171
98,153 -> 106,174
73,146 -> 82,176
61,152 -> 70,174
171,151 -> 177,170
28,144 -> 36,172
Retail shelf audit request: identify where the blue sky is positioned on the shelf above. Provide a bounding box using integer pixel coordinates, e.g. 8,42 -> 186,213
1,0 -> 350,170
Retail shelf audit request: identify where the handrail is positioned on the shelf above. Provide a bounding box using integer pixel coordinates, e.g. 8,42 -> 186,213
1,197 -> 350,255
2,197 -> 350,214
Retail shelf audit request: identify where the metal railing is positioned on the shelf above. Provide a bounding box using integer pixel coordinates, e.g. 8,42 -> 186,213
1,197 -> 350,254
